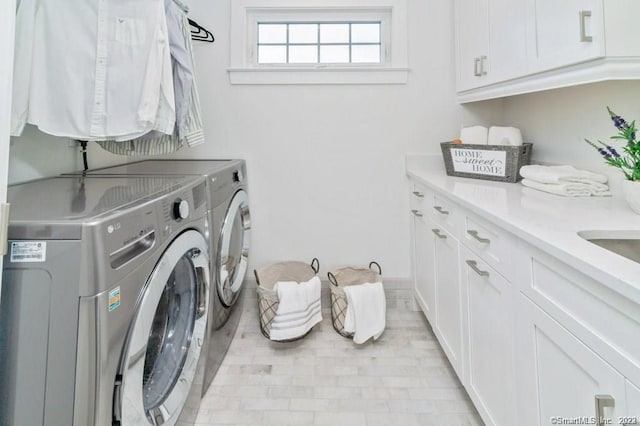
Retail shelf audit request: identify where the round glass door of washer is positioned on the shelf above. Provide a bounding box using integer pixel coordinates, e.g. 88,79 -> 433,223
117,230 -> 209,425
217,189 -> 251,307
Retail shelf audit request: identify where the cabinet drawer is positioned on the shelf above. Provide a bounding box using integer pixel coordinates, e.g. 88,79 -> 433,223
431,194 -> 462,238
463,213 -> 511,280
519,248 -> 640,386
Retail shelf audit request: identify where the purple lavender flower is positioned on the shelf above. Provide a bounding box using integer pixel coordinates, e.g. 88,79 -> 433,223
606,145 -> 621,157
608,106 -> 630,131
597,147 -> 612,159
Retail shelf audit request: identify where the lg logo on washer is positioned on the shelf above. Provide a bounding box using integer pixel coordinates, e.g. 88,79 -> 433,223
107,222 -> 121,234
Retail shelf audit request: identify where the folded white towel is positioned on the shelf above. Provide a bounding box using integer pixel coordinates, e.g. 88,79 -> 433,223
270,276 -> 322,341
521,178 -> 611,197
343,282 -> 386,344
488,126 -> 523,146
460,126 -> 488,145
520,165 -> 608,185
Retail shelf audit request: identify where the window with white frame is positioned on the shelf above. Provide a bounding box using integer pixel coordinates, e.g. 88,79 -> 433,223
229,0 -> 408,85
257,22 -> 382,65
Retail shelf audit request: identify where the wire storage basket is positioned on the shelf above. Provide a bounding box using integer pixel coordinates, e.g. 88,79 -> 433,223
254,258 -> 320,342
327,261 -> 382,338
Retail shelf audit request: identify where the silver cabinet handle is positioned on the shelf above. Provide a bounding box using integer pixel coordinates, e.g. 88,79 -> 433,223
595,395 -> 615,426
466,260 -> 489,277
412,191 -> 424,198
580,10 -> 593,42
474,57 -> 482,77
411,209 -> 423,217
432,229 -> 447,239
433,206 -> 450,215
479,55 -> 487,76
467,230 -> 490,244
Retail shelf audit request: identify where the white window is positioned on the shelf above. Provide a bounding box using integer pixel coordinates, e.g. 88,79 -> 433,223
229,0 -> 408,85
257,22 -> 382,65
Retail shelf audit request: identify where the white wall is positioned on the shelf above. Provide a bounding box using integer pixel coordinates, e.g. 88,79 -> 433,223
179,0 -> 502,277
7,0 -> 503,278
501,81 -> 640,186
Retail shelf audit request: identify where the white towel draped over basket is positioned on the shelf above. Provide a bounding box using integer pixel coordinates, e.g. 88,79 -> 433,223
269,277 -> 323,342
328,261 -> 386,343
343,282 -> 386,344
255,258 -> 322,342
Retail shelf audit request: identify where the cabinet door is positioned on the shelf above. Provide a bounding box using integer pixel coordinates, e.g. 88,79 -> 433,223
516,293 -> 627,426
461,247 -> 516,426
526,0 -> 604,73
433,226 -> 463,377
454,0 -> 489,91
626,381 -> 640,425
486,0 -> 527,84
412,211 -> 436,323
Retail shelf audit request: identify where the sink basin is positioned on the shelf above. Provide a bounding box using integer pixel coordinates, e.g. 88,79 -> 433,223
578,230 -> 640,264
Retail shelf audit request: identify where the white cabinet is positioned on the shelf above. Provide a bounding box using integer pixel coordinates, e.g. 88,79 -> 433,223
461,246 -> 516,426
626,381 -> 640,424
526,0 -> 604,73
433,225 -> 463,378
409,181 -> 463,376
408,172 -> 640,426
409,177 -> 517,425
455,0 -> 640,102
516,294 -> 627,426
454,0 -> 526,91
454,0 -> 489,91
410,185 -> 436,323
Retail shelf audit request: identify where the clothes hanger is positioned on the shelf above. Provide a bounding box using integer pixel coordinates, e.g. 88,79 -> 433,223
188,18 -> 214,43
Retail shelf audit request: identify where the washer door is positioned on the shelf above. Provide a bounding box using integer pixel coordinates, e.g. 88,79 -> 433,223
116,230 -> 209,426
217,189 -> 251,307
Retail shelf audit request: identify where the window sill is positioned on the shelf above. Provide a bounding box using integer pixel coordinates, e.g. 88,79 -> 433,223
227,67 -> 409,85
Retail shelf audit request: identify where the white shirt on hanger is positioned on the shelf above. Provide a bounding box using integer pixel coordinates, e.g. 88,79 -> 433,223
11,0 -> 175,141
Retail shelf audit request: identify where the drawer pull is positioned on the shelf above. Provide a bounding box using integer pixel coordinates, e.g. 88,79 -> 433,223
466,260 -> 489,277
432,229 -> 447,239
411,209 -> 423,217
433,206 -> 450,215
595,395 -> 615,426
467,230 -> 490,244
412,191 -> 424,198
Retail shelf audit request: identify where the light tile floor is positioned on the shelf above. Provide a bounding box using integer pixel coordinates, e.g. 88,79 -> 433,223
195,286 -> 484,426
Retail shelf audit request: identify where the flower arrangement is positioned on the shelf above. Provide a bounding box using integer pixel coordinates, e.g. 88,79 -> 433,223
585,107 -> 640,181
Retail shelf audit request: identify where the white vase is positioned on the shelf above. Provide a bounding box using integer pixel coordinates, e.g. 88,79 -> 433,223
622,179 -> 640,214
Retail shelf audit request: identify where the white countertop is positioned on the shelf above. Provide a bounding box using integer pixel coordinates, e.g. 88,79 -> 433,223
406,154 -> 640,305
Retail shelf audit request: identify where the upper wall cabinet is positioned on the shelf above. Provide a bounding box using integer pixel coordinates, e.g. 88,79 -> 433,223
454,0 -> 526,92
455,0 -> 640,102
526,0 -> 604,73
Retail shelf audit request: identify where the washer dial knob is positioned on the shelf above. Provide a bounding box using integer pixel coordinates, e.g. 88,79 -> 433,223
173,198 -> 190,220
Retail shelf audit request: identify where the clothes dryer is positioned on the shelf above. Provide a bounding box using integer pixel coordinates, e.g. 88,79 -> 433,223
0,175 -> 211,426
64,159 -> 251,394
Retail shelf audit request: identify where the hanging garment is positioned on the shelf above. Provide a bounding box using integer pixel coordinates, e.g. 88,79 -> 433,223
11,0 -> 175,141
96,0 -> 205,156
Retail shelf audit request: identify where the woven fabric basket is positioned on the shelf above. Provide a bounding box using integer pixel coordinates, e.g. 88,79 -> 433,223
254,258 -> 319,341
328,262 -> 382,338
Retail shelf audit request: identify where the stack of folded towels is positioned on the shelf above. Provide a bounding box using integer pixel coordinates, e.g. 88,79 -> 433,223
459,125 -> 523,146
519,165 -> 611,197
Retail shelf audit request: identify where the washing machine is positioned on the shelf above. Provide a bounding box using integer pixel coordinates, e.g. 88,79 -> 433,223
64,159 -> 251,394
0,174 -> 211,425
